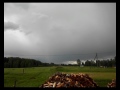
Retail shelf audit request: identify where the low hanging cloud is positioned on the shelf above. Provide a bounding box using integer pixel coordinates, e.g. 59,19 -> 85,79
4,21 -> 19,30
4,3 -> 116,64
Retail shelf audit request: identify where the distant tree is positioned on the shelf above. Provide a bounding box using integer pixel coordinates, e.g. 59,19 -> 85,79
96,60 -> 101,67
8,57 -> 13,68
4,62 -> 9,68
20,61 -> 25,67
90,60 -> 96,66
85,60 -> 91,66
77,59 -> 81,67
61,64 -> 65,66
68,64 -> 72,66
82,62 -> 84,66
50,63 -> 54,66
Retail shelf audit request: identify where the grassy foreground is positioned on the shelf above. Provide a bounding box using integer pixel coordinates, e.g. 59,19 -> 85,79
4,66 -> 116,87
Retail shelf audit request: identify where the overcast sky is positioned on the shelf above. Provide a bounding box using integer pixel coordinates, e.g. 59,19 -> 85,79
4,3 -> 116,64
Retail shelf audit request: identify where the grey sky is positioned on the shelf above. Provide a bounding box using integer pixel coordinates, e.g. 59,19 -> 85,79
4,3 -> 116,64
4,21 -> 19,30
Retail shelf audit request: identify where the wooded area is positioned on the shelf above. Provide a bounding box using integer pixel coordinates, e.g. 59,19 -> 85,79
4,57 -> 56,68
4,56 -> 116,68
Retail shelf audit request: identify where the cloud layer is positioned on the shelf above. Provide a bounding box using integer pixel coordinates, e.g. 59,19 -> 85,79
4,21 -> 19,30
4,3 -> 116,64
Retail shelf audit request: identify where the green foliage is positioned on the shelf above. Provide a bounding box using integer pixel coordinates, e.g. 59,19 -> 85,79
77,59 -> 81,66
4,56 -> 116,68
4,57 -> 56,68
84,59 -> 116,67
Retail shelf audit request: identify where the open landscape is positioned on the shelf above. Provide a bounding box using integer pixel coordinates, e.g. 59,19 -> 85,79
4,3 -> 116,88
4,66 -> 116,87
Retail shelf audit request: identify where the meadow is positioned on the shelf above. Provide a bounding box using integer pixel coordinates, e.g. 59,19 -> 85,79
4,66 -> 116,87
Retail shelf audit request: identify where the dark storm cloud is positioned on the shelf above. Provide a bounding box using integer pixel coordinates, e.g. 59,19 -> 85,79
4,3 -> 116,64
4,22 -> 19,30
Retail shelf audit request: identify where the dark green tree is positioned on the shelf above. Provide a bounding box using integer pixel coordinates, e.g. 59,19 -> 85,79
77,59 -> 81,67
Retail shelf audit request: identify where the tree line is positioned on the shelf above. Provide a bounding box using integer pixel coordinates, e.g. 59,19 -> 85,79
84,59 -> 116,67
4,56 -> 116,68
77,56 -> 116,67
4,57 -> 56,68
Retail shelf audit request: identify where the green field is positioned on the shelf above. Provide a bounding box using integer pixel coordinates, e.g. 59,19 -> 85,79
4,66 -> 116,87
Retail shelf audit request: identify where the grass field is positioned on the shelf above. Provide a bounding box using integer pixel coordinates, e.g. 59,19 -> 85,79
4,66 -> 116,87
